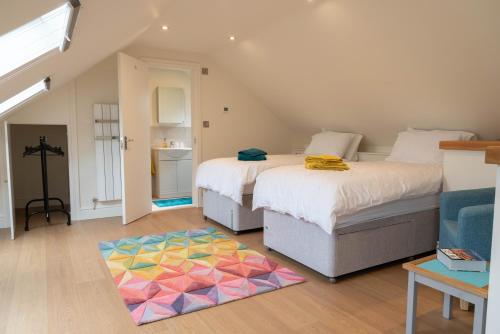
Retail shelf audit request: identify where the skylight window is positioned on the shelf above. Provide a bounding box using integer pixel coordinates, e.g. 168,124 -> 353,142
0,0 -> 80,79
0,78 -> 50,117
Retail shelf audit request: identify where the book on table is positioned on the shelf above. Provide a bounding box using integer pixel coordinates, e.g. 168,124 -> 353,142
437,248 -> 487,272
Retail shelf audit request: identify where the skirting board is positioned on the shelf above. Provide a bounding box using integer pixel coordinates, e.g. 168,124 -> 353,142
0,207 -> 121,227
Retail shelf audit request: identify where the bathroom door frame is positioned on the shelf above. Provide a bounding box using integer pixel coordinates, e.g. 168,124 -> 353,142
142,57 -> 202,207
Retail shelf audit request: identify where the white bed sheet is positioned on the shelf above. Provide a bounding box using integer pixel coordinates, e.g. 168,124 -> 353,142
252,161 -> 443,234
196,154 -> 305,204
335,194 -> 440,229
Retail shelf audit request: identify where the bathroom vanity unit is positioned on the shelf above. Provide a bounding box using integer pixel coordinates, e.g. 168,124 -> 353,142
152,148 -> 192,199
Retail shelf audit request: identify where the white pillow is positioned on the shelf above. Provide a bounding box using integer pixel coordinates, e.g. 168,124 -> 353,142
344,133 -> 363,161
407,127 -> 476,141
387,130 -> 465,164
317,129 -> 363,161
305,131 -> 353,158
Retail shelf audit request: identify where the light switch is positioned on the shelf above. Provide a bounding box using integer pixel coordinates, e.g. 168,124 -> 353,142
223,106 -> 230,113
203,121 -> 210,128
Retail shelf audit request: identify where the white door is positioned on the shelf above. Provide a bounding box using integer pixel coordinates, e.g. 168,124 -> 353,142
117,53 -> 152,224
4,123 -> 16,239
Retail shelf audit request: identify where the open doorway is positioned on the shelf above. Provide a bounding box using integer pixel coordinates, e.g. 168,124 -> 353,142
9,124 -> 70,232
117,53 -> 201,225
149,67 -> 194,211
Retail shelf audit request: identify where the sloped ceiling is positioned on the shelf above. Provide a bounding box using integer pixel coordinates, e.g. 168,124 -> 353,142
136,0 -> 310,54
3,0 -> 500,147
0,0 -> 170,102
135,0 -> 500,147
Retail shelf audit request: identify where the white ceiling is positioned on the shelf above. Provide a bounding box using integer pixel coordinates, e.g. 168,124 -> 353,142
135,0 -> 310,54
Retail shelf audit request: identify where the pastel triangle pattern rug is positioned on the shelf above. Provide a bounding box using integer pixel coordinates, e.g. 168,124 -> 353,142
99,227 -> 305,325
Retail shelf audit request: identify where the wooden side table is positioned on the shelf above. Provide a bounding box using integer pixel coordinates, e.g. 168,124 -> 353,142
403,255 -> 489,334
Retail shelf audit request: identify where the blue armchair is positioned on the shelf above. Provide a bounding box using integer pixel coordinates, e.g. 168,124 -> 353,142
439,188 -> 496,260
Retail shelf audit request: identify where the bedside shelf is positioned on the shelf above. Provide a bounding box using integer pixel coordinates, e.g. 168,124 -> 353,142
440,140 -> 500,151
486,146 -> 500,165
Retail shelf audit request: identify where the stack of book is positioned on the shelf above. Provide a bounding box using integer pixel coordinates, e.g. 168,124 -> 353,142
437,248 -> 488,272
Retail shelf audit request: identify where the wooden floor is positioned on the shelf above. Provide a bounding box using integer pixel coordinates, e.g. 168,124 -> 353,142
0,207 -> 474,334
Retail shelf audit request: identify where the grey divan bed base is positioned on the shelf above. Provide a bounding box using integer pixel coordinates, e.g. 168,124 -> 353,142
263,208 -> 439,281
202,188 -> 439,280
202,189 -> 263,234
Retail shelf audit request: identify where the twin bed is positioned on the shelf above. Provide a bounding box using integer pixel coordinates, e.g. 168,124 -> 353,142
253,161 -> 442,281
196,129 -> 474,281
196,154 -> 305,233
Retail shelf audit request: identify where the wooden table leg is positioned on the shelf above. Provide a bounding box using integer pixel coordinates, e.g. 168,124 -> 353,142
406,272 -> 418,334
443,293 -> 452,320
473,298 -> 487,334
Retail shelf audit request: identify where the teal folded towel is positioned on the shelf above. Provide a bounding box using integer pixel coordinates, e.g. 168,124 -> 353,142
238,148 -> 267,161
238,153 -> 267,161
238,148 -> 267,156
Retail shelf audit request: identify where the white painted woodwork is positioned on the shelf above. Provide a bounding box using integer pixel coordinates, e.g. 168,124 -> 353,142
485,165 -> 500,333
117,53 -> 152,224
158,161 -> 178,196
177,159 -> 192,194
153,149 -> 192,199
4,123 -> 15,239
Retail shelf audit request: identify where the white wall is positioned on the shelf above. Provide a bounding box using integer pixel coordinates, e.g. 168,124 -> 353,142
208,0 -> 500,151
73,56 -> 120,213
10,125 -> 70,208
0,125 -> 8,228
442,150 -> 498,192
0,56 -> 120,224
0,83 -> 74,228
486,166 -> 500,333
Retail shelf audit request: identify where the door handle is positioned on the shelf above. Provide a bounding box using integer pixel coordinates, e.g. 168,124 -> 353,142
121,136 -> 134,150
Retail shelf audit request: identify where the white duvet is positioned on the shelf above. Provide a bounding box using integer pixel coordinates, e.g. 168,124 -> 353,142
196,154 -> 305,204
252,161 -> 443,234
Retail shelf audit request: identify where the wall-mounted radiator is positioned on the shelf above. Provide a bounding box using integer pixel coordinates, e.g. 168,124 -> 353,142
94,104 -> 122,201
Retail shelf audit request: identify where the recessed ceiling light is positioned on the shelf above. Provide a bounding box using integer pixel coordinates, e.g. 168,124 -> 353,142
161,25 -> 169,31
229,35 -> 236,41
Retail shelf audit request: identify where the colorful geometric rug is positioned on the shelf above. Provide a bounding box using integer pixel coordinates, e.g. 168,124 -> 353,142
99,227 -> 305,325
153,197 -> 192,208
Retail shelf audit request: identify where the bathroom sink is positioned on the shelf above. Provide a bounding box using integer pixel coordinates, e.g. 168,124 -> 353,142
153,147 -> 192,160
153,147 -> 192,151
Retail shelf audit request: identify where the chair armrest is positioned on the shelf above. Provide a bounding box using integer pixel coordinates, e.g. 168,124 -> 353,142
457,204 -> 495,260
440,188 -> 496,221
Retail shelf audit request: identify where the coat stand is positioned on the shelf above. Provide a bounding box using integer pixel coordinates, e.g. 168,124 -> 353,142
23,136 -> 71,231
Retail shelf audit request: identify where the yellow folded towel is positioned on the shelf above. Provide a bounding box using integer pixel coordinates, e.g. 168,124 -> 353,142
305,162 -> 350,170
305,155 -> 343,163
305,155 -> 350,171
